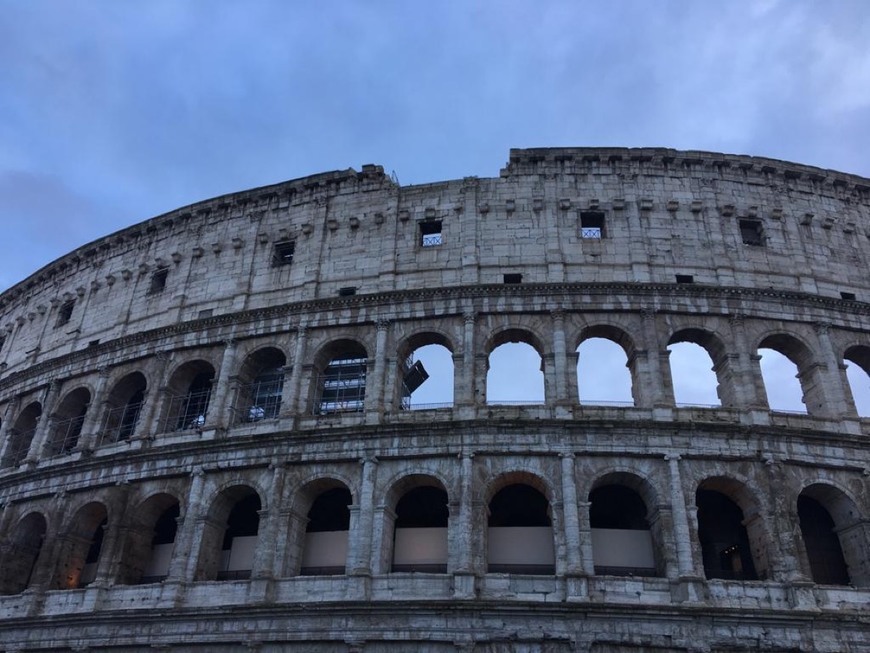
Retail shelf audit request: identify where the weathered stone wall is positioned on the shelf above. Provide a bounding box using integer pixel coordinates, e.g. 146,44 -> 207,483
0,148 -> 867,651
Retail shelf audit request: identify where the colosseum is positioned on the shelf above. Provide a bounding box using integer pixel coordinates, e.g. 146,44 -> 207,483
0,147 -> 868,652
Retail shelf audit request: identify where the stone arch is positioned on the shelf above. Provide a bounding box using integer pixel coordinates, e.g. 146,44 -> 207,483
195,484 -> 261,581
485,471 -> 555,574
485,328 -> 547,405
395,330 -> 456,410
163,359 -> 216,432
797,482 -> 869,586
843,344 -> 870,417
52,501 -> 108,589
1,401 -> 42,468
311,338 -> 369,415
588,471 -> 664,577
0,512 -> 48,594
383,473 -> 449,573
576,324 -> 637,406
667,328 -> 729,407
695,476 -> 771,581
232,346 -> 288,424
293,477 -> 354,576
116,492 -> 181,585
99,371 -> 148,445
45,386 -> 91,456
756,332 -> 820,414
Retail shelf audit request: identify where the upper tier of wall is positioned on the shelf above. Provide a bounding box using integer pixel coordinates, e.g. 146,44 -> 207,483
1,148 -> 868,377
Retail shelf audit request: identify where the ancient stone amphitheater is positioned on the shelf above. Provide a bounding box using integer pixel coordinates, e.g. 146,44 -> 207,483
0,148 -> 868,652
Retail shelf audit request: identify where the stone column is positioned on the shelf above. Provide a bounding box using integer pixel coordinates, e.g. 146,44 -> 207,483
813,322 -> 851,418
28,380 -> 63,463
551,310 -> 570,405
560,453 -> 583,576
452,453 -> 475,574
251,464 -> 285,579
93,483 -> 132,586
281,325 -> 308,418
207,339 -> 239,430
666,455 -> 696,577
365,320 -> 390,423
167,468 -> 207,583
0,397 -> 21,466
348,457 -> 378,576
456,312 -> 477,413
762,457 -> 805,582
132,351 -> 172,441
728,315 -> 767,409
76,368 -> 111,452
577,500 -> 595,576
639,309 -> 675,408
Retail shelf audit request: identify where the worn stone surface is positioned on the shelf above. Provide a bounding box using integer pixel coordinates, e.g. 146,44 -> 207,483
0,148 -> 868,651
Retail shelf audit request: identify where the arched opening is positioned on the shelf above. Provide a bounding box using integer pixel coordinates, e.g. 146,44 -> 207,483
1,401 -> 41,468
216,493 -> 261,580
46,387 -> 90,456
315,340 -> 367,415
576,333 -> 634,406
798,495 -> 849,585
0,512 -> 47,594
758,334 -> 817,414
116,494 -> 180,585
589,484 -> 659,576
487,482 -> 554,574
392,485 -> 449,572
398,335 -> 454,410
486,330 -> 545,405
98,372 -> 147,445
163,361 -> 215,432
695,485 -> 763,581
798,484 -> 868,586
53,502 -> 108,589
232,347 -> 287,425
667,328 -> 725,407
301,486 -> 352,575
844,345 -> 870,417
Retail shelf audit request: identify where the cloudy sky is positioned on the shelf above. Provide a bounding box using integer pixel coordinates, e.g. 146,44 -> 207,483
1,1 -> 869,412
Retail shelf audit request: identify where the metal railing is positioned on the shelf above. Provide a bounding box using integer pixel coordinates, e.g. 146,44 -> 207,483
401,402 -> 454,411
1,428 -> 36,468
578,399 -> 635,407
98,401 -> 144,447
485,400 -> 547,406
47,415 -> 86,455
594,565 -> 658,577
160,389 -> 212,433
231,378 -> 284,425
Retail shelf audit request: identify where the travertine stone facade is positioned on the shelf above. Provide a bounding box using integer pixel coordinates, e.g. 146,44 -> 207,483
0,148 -> 868,652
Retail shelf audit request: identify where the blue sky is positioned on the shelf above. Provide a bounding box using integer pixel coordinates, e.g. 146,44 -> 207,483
1,1 -> 869,411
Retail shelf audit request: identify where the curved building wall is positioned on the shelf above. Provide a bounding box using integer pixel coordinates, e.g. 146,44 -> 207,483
0,148 -> 867,652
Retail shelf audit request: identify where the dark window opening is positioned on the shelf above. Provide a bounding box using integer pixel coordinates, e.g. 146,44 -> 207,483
273,240 -> 296,266
0,335 -> 5,352
148,268 -> 168,295
739,219 -> 764,246
217,494 -> 260,581
395,487 -> 449,529
503,273 -> 522,284
841,291 -> 856,301
420,220 -> 442,247
175,372 -> 213,431
301,487 -> 351,576
318,351 -> 366,414
88,339 -> 100,348
392,486 -> 449,573
338,286 -> 357,297
488,485 -> 550,528
152,504 -> 180,546
676,274 -> 694,284
696,489 -> 758,581
56,300 -> 75,327
245,368 -> 284,421
580,211 -> 606,239
798,496 -> 850,585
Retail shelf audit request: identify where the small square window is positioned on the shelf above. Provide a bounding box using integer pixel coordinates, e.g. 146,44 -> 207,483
0,334 -> 5,352
503,273 -> 523,284
580,211 -> 606,239
338,286 -> 357,296
840,291 -> 856,301
739,219 -> 764,246
56,300 -> 75,327
148,268 -> 168,295
675,274 -> 694,284
420,221 -> 442,247
273,240 -> 296,266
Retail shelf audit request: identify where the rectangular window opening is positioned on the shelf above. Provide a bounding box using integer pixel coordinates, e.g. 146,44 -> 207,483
0,334 -> 5,352
56,300 -> 75,327
148,268 -> 168,295
840,291 -> 856,301
420,220 -> 443,247
739,219 -> 764,246
88,339 -> 101,348
503,273 -> 523,284
272,240 -> 296,266
675,274 -> 694,284
580,211 -> 606,239
338,286 -> 357,297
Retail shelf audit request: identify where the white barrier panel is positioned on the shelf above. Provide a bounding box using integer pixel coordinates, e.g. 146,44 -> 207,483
487,527 -> 555,565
